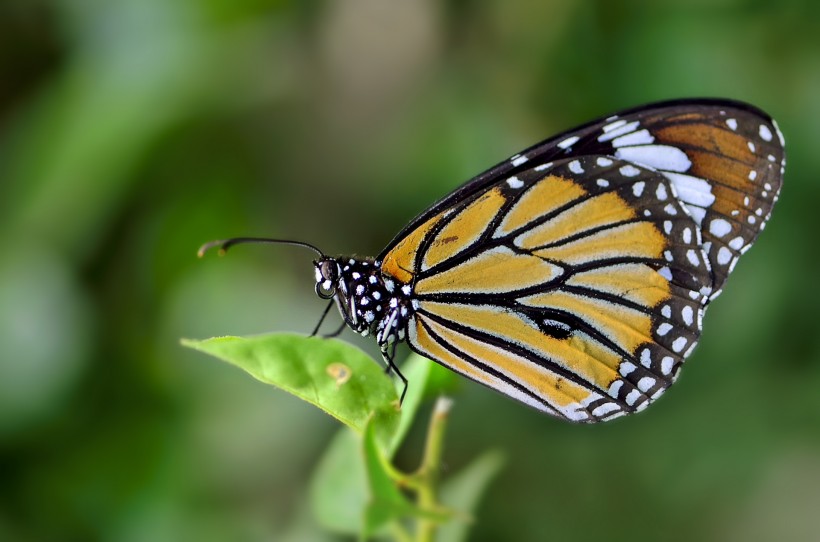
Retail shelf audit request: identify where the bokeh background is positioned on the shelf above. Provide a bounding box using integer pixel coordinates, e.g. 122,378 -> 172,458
2,1 -> 819,540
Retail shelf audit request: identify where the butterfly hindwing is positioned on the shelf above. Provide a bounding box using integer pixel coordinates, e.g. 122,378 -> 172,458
388,156 -> 712,422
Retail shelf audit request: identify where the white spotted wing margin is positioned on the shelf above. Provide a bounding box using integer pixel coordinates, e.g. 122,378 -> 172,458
402,156 -> 712,423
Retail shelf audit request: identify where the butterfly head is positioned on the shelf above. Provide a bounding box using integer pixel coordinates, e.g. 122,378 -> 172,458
312,256 -> 410,343
313,257 -> 341,299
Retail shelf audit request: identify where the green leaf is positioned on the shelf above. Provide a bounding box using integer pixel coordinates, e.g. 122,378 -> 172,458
437,450 -> 506,542
309,428 -> 368,535
181,333 -> 400,448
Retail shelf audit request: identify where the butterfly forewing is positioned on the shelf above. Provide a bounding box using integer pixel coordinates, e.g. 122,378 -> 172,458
385,156 -> 713,422
379,99 -> 785,302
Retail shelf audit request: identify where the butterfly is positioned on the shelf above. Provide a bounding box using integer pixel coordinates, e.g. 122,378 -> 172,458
200,99 -> 785,423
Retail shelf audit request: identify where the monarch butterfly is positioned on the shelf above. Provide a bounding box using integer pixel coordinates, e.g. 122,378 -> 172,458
200,99 -> 785,423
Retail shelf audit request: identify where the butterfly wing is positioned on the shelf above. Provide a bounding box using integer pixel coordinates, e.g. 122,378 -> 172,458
385,156 -> 712,422
379,99 -> 785,300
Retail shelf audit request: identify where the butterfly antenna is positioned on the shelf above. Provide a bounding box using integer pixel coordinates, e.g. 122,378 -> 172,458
197,237 -> 326,259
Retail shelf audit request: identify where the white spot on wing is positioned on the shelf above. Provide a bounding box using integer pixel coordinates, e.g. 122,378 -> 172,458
638,377 -> 656,392
511,154 -> 528,167
641,349 -> 652,367
687,206 -> 706,226
686,249 -> 700,266
709,218 -> 732,238
662,172 -> 716,208
558,136 -> 580,149
612,129 -> 655,148
682,306 -> 694,326
507,176 -> 524,189
620,165 -> 641,177
717,246 -> 732,265
597,157 -> 613,167
759,124 -> 773,142
592,403 -> 619,418
598,120 -> 639,142
620,361 -> 636,376
726,118 -> 738,130
615,145 -> 692,172
625,389 -> 641,406
602,119 -> 627,132
569,160 -> 584,174
632,181 -> 645,196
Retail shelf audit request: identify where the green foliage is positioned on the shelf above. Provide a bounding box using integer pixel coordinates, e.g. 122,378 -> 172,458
183,334 -> 502,540
181,334 -> 400,449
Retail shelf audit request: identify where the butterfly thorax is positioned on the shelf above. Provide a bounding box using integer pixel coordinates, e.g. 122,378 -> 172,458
314,256 -> 412,346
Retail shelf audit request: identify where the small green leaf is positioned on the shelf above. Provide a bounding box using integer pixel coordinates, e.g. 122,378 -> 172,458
181,333 -> 400,447
309,428 -> 367,535
362,416 -> 452,538
438,450 -> 506,542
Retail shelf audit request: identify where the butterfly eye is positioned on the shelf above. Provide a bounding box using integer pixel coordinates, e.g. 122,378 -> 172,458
313,259 -> 338,299
319,260 -> 338,282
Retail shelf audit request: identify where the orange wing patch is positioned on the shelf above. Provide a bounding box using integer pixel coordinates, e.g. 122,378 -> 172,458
515,191 -> 637,249
495,175 -> 587,237
565,263 -> 671,308
422,187 -> 507,271
381,209 -> 449,283
532,221 -> 666,265
415,246 -> 563,295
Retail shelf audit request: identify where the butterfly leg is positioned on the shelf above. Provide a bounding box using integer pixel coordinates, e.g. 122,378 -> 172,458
310,299 -> 336,337
380,340 -> 408,404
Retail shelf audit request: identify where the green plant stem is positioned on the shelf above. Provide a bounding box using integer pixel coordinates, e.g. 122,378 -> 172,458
415,396 -> 453,542
389,522 -> 413,542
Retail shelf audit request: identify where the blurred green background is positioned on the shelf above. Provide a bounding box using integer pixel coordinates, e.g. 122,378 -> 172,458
2,0 -> 819,540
